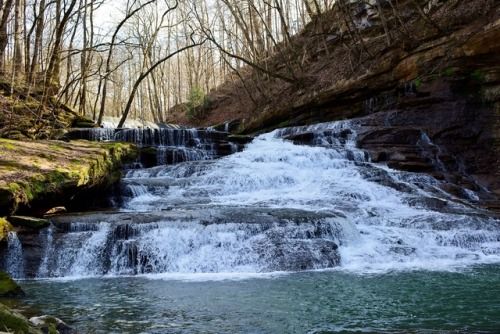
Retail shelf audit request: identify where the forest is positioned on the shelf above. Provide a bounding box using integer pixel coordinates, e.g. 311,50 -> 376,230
1,0 -> 472,129
0,0 -> 345,127
0,1 -> 499,332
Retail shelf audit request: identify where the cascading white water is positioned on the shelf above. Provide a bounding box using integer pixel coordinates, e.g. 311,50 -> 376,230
115,120 -> 500,273
35,215 -> 349,277
5,232 -> 24,278
6,120 -> 500,278
66,127 -> 239,166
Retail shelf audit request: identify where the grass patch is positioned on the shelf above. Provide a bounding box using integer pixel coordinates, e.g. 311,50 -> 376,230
48,144 -> 68,152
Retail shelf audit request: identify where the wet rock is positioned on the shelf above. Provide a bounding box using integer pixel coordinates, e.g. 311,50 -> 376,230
8,216 -> 50,229
389,245 -> 416,256
139,146 -> 157,167
256,239 -> 340,271
9,208 -> 347,277
387,161 -> 434,173
227,134 -> 254,144
0,303 -> 43,334
29,315 -> 76,334
0,271 -> 25,297
284,132 -> 315,145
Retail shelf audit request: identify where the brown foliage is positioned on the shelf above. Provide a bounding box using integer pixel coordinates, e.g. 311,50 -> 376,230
166,0 -> 498,131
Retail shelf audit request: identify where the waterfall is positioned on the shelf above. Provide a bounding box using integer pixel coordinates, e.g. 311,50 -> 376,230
4,120 -> 500,278
5,232 -> 24,278
32,212 -> 348,277
65,127 -> 243,167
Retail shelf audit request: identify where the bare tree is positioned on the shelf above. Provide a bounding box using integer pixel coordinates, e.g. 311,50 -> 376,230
13,0 -> 23,76
45,0 -> 78,90
117,36 -> 207,127
96,0 -> 156,125
0,0 -> 14,72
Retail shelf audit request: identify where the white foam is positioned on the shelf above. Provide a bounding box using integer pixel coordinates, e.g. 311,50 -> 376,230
16,121 -> 500,278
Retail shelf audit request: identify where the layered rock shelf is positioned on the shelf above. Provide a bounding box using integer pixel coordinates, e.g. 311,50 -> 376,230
0,139 -> 138,216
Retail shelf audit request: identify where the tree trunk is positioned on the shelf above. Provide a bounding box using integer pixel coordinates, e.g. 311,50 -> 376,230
0,0 -> 14,73
13,0 -> 23,76
28,0 -> 45,84
375,0 -> 392,46
45,0 -> 77,91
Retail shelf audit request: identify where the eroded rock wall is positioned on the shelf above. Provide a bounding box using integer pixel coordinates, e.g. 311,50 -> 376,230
249,2 -> 500,210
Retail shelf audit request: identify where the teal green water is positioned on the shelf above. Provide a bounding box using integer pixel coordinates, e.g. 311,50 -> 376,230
13,265 -> 500,333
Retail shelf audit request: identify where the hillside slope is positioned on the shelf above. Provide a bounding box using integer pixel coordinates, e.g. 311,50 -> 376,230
167,0 -> 498,131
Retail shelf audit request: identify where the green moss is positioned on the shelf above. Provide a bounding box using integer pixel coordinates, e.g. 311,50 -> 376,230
442,67 -> 457,77
471,70 -> 485,81
48,323 -> 59,334
0,271 -> 24,297
277,120 -> 290,128
0,216 -> 13,241
2,142 -> 16,150
48,144 -> 67,152
8,216 -> 50,229
8,183 -> 26,205
0,303 -> 43,334
414,77 -> 422,88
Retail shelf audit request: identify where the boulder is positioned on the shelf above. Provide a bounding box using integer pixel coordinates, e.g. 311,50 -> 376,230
29,315 -> 75,334
0,271 -> 25,297
8,216 -> 50,229
0,303 -> 43,334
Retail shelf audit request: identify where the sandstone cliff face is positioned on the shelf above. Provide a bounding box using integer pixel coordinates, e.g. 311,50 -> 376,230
355,84 -> 500,210
353,11 -> 499,209
237,2 -> 500,210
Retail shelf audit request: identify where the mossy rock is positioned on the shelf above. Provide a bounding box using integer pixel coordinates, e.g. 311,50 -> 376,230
72,121 -> 98,128
1,130 -> 26,140
71,114 -> 97,128
0,139 -> 138,215
8,216 -> 50,229
29,315 -> 74,334
0,303 -> 43,334
0,217 -> 13,241
0,271 -> 25,297
210,123 -> 226,131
